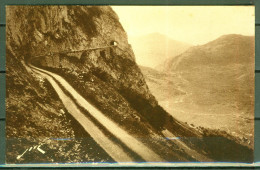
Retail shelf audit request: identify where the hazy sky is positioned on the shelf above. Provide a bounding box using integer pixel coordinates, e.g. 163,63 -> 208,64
112,6 -> 255,45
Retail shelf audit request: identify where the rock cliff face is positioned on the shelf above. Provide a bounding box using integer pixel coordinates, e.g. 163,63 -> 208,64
6,6 -> 183,163
6,6 -> 253,163
6,6 -> 156,104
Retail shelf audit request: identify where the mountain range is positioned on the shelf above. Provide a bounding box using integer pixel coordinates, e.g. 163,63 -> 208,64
6,6 -> 253,163
129,33 -> 192,68
141,34 -> 254,145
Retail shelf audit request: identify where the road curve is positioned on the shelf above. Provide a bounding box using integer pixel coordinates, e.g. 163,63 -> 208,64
30,64 -> 164,162
31,66 -> 135,162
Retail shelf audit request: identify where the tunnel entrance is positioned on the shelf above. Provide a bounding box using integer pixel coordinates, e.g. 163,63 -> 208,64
110,41 -> 118,46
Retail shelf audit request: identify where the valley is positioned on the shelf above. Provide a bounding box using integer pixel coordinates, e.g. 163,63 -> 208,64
6,6 -> 254,164
140,34 -> 254,148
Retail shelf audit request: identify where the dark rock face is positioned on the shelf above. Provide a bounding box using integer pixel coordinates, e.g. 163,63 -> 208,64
6,6 -> 253,163
6,6 -> 183,163
6,6 -> 155,104
7,6 -> 130,57
6,5 -> 162,128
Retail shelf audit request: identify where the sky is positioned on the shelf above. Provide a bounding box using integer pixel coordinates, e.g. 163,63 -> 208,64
112,6 -> 255,45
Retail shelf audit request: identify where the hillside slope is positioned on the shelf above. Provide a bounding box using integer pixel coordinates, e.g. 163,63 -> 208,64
6,6 -> 253,163
6,6 -> 197,163
142,34 -> 254,148
160,34 -> 254,71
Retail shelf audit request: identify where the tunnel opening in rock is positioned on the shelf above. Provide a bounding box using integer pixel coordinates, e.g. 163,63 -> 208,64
110,41 -> 118,46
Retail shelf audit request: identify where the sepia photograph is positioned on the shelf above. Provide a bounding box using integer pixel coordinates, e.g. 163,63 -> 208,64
5,5 -> 255,164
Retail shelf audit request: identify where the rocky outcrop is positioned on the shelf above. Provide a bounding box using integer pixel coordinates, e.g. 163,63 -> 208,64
6,6 -> 185,163
6,6 -> 155,104
6,6 -> 253,163
6,5 -> 168,128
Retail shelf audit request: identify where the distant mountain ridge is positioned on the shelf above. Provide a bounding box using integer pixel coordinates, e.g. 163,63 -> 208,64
141,34 -> 255,149
157,34 -> 254,72
6,5 -> 254,162
129,32 -> 192,68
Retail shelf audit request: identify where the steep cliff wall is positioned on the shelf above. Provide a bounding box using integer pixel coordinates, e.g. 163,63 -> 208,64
6,6 -> 156,102
6,6 -> 186,163
6,6 -> 253,163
